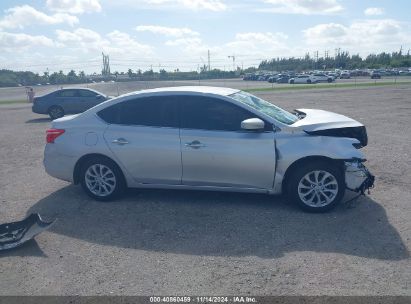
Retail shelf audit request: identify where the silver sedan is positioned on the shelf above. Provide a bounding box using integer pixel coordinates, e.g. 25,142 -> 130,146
43,86 -> 374,212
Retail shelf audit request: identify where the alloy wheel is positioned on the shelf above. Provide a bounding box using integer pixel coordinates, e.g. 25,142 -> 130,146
84,164 -> 117,197
297,170 -> 338,207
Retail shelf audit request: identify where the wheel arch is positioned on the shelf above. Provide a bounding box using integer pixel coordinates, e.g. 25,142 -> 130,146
73,153 -> 127,186
47,104 -> 63,112
281,156 -> 345,194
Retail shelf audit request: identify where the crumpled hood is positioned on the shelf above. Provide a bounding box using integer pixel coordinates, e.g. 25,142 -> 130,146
291,108 -> 363,131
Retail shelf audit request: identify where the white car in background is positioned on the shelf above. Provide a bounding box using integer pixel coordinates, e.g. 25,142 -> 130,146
312,73 -> 335,83
43,86 -> 374,212
289,75 -> 317,84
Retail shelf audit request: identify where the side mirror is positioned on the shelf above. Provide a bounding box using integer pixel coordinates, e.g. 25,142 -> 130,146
96,94 -> 103,99
241,118 -> 265,131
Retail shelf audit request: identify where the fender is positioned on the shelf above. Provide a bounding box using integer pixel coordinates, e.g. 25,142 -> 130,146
271,130 -> 365,194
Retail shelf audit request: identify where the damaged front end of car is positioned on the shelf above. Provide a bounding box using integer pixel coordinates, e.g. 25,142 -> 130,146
291,108 -> 375,195
344,158 -> 375,194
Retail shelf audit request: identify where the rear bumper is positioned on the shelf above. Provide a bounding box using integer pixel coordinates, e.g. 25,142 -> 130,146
43,144 -> 77,182
345,160 -> 375,193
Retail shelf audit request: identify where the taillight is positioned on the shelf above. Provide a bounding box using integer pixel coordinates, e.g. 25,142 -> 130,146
46,129 -> 65,143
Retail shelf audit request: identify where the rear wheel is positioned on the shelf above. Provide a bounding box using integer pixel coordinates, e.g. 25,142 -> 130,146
287,161 -> 345,212
48,106 -> 64,119
307,79 -> 312,84
80,157 -> 125,201
290,80 -> 294,84
327,78 -> 332,83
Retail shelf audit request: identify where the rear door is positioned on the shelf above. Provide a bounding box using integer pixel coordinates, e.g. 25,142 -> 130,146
179,95 -> 276,190
101,96 -> 182,185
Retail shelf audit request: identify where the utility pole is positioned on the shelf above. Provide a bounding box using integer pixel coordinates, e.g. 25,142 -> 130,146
228,55 -> 236,72
208,50 -> 211,71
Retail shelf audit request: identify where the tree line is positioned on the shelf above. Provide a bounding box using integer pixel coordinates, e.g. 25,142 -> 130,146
1,50 -> 410,87
259,50 -> 411,72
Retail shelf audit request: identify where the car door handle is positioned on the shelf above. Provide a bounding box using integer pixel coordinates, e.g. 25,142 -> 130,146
112,138 -> 129,145
185,140 -> 206,149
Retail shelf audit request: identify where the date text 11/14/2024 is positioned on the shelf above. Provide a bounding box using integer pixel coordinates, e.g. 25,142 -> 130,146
149,296 -> 257,303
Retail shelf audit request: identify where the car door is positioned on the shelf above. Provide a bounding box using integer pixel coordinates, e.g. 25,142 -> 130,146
78,89 -> 102,111
179,95 -> 276,190
101,95 -> 182,185
55,89 -> 79,114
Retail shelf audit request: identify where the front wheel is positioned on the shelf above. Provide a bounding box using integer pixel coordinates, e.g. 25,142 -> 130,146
80,157 -> 125,201
307,79 -> 312,84
287,161 -> 345,212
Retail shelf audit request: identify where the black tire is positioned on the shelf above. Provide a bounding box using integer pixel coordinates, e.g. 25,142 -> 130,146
80,156 -> 126,201
290,80 -> 294,84
327,78 -> 332,83
307,79 -> 312,84
48,106 -> 64,119
286,161 -> 345,212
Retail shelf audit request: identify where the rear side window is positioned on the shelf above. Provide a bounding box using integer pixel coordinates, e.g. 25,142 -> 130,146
98,96 -> 178,128
180,95 -> 256,131
57,90 -> 77,97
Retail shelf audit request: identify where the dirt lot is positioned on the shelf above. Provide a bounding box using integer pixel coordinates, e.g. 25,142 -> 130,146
0,85 -> 410,295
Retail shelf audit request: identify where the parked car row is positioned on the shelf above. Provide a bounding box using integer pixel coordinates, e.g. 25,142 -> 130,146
243,67 -> 411,83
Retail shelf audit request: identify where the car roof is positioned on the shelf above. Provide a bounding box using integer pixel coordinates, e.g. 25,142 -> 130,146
58,87 -> 98,92
122,86 -> 240,97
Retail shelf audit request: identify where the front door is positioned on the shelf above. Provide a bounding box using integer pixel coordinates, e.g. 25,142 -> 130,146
179,95 -> 276,190
78,89 -> 101,111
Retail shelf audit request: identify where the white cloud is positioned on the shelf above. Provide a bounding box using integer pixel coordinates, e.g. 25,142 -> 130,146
55,28 -> 153,55
0,5 -> 78,30
364,7 -> 384,16
141,0 -> 226,11
303,19 -> 411,55
224,32 -> 291,58
0,32 -> 55,52
46,0 -> 102,14
261,0 -> 343,15
135,25 -> 199,37
164,31 -> 292,69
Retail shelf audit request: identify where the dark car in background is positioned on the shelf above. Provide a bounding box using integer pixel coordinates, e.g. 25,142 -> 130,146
32,88 -> 111,119
276,74 -> 291,83
371,71 -> 382,79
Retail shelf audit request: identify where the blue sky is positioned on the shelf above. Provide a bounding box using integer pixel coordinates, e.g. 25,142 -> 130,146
0,0 -> 410,73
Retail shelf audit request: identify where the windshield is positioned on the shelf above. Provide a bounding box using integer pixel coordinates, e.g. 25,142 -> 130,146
229,91 -> 298,125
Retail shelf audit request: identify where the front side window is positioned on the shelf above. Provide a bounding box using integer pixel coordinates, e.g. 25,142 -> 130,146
229,91 -> 298,125
57,90 -> 77,97
79,90 -> 97,97
97,96 -> 178,128
180,95 -> 260,131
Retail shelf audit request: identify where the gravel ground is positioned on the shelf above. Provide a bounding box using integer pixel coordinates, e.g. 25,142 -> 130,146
0,85 -> 410,296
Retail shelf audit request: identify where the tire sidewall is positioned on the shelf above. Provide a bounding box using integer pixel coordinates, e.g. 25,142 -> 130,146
287,161 -> 345,212
80,157 -> 125,201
